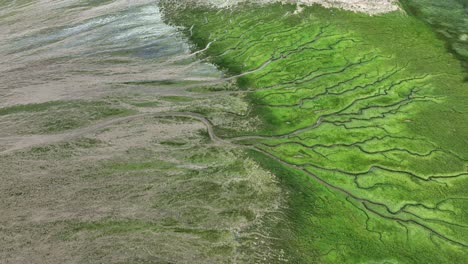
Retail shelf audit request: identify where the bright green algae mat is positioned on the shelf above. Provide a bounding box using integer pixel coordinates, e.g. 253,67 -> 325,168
160,2 -> 468,263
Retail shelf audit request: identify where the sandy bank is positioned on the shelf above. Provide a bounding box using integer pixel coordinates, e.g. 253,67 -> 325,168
187,0 -> 400,14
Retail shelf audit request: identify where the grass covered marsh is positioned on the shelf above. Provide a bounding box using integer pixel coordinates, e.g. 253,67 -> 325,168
160,2 -> 468,263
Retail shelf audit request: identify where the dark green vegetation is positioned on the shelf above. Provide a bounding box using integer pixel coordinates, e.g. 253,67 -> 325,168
400,0 -> 468,75
161,2 -> 468,263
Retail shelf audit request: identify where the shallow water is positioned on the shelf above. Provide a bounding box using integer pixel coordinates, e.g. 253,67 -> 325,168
0,0 -> 220,106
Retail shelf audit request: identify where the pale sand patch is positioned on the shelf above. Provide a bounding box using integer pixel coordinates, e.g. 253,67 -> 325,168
188,0 -> 400,14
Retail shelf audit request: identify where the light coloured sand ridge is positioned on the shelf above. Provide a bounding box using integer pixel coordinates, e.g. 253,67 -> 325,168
194,0 -> 399,14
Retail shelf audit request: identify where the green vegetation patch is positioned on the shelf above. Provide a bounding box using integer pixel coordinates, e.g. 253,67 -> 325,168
23,137 -> 104,159
60,219 -> 229,248
123,79 -> 203,86
0,100 -> 135,133
159,95 -> 193,102
160,1 -> 468,263
106,160 -> 174,171
0,101 -> 65,116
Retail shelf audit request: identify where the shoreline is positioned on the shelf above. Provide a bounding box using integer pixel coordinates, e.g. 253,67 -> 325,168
183,0 -> 400,15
